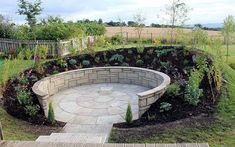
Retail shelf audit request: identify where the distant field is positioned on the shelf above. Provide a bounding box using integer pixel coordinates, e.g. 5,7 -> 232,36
105,27 -> 222,39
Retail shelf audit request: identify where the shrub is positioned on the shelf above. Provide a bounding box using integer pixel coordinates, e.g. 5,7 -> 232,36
48,102 -> 55,124
37,45 -> 48,60
160,102 -> 172,112
17,90 -> 32,105
125,103 -> 133,124
109,54 -> 124,63
19,77 -> 29,85
56,58 -> 68,68
166,83 -> 181,97
69,48 -> 77,55
25,104 -> 40,117
69,59 -> 77,65
136,60 -> 144,67
34,56 -> 44,74
82,60 -> 90,67
17,51 -> 25,60
184,70 -> 204,106
110,34 -> 125,45
156,49 -> 174,57
25,48 -> 34,60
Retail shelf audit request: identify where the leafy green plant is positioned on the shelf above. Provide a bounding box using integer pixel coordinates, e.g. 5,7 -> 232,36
136,40 -> 145,53
19,77 -> 29,85
166,83 -> 181,96
37,45 -> 48,60
109,54 -> 124,63
25,104 -> 40,117
160,61 -> 171,69
25,48 -> 33,60
69,47 -> 77,55
184,70 -> 204,106
136,59 -> 144,67
110,34 -> 125,45
82,60 -> 90,67
95,57 -> 100,63
48,102 -> 55,124
156,49 -> 173,57
125,103 -> 133,124
160,102 -> 172,112
17,51 -> 24,60
56,58 -> 68,68
17,90 -> 32,105
68,59 -> 77,65
34,56 -> 44,74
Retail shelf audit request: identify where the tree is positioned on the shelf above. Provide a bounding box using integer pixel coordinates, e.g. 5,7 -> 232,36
163,0 -> 191,45
18,0 -> 42,30
222,15 -> 235,62
133,13 -> 146,39
98,18 -> 103,24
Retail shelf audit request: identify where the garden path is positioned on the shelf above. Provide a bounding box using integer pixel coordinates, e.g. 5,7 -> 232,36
36,83 -> 149,143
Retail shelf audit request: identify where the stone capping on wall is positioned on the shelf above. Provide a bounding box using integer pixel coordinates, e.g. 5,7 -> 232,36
32,67 -> 171,117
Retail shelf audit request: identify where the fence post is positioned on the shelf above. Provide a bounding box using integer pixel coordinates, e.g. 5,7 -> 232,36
56,39 -> 61,57
0,122 -> 3,140
151,33 -> 153,43
126,32 -> 129,42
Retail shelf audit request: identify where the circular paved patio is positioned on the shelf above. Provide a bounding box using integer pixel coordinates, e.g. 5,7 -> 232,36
51,83 -> 149,124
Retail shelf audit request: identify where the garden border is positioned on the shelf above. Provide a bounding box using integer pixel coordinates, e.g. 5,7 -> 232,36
32,67 -> 170,118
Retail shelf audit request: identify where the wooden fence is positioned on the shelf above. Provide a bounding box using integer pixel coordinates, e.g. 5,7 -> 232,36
0,36 -> 95,57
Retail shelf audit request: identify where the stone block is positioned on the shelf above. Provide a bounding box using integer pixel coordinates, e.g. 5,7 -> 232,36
147,97 -> 156,105
110,68 -> 122,73
139,99 -> 147,107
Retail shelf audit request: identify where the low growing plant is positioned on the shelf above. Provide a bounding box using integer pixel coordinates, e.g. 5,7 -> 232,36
160,102 -> 172,112
19,77 -> 29,85
48,102 -> 55,124
56,58 -> 68,68
109,54 -> 124,63
17,90 -> 32,105
166,83 -> 181,97
125,103 -> 133,124
82,60 -> 90,67
184,70 -> 204,106
17,51 -> 25,60
25,104 -> 40,117
68,59 -> 77,65
136,59 -> 144,67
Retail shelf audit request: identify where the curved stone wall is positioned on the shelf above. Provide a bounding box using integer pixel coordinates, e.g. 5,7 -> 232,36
32,67 -> 170,117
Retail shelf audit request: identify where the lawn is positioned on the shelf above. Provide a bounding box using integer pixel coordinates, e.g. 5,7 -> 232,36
0,60 -> 34,84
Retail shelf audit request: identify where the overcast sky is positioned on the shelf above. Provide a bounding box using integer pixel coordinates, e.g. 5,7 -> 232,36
0,0 -> 235,25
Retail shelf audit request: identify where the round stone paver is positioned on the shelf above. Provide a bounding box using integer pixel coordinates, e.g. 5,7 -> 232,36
51,83 -> 149,124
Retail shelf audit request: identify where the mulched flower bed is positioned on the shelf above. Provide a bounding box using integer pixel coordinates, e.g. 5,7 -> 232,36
3,46 -> 221,127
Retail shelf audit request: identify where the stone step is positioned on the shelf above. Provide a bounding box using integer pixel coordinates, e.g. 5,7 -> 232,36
36,133 -> 107,143
62,124 -> 113,134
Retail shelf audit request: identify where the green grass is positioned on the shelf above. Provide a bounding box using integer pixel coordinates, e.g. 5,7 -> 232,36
0,59 -> 35,140
0,107 -> 38,140
202,45 -> 235,64
0,60 -> 34,84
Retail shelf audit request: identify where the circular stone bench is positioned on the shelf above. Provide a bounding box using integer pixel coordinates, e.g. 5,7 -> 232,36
32,67 -> 170,118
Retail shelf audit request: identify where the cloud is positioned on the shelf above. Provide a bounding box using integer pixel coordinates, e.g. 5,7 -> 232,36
0,0 -> 234,25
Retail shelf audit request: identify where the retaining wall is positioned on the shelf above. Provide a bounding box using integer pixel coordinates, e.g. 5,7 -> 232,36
32,67 -> 170,117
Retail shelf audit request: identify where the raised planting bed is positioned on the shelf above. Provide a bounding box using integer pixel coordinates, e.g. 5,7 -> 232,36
32,67 -> 170,118
3,46 -> 221,127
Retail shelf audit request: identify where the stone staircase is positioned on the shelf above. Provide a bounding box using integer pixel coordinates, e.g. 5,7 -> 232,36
36,124 -> 113,143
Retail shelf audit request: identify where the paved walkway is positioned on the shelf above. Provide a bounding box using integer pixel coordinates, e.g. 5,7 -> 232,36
36,83 -> 149,143
0,142 -> 210,147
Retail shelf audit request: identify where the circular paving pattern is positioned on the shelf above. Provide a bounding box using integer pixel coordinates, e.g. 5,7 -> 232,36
51,83 -> 149,124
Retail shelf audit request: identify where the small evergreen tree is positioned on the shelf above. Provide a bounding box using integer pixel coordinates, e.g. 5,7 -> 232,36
48,102 -> 55,124
125,103 -> 133,124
